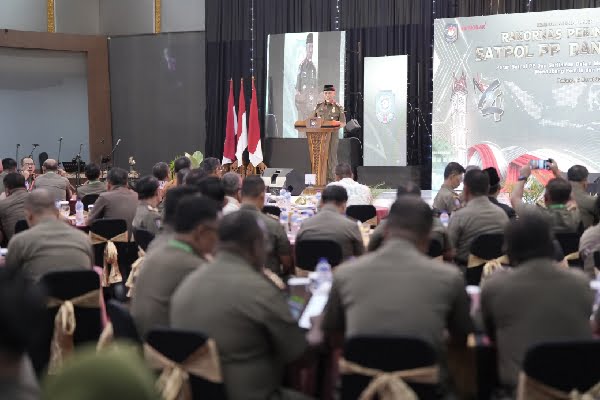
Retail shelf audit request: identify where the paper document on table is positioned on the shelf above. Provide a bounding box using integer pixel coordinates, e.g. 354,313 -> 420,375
298,292 -> 329,329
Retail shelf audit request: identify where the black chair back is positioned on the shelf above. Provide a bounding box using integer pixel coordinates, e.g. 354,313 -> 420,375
90,219 -> 138,300
523,340 -> 600,394
81,194 -> 100,211
427,238 -> 443,259
466,233 -> 504,286
31,270 -> 102,375
555,232 -> 582,268
106,300 -> 141,344
346,205 -> 377,223
263,205 -> 281,218
146,328 -> 227,399
14,219 -> 29,235
295,239 -> 343,271
341,336 -> 439,400
133,228 -> 155,252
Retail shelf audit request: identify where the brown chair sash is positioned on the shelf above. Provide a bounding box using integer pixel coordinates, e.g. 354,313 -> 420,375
339,357 -> 439,400
144,340 -> 223,400
468,254 -> 509,279
126,246 -> 146,297
89,231 -> 129,287
517,372 -> 600,400
46,289 -> 101,374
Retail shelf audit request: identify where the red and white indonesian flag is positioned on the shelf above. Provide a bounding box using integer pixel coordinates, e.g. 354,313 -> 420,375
248,78 -> 263,166
222,79 -> 237,164
235,78 -> 248,163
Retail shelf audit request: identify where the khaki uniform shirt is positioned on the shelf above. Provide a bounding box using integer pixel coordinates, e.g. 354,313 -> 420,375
579,224 -> 600,279
6,218 -> 93,282
132,202 -> 161,236
517,204 -> 581,234
296,204 -> 365,261
322,238 -> 472,352
313,101 -> 346,124
170,251 -> 308,400
571,185 -> 598,229
368,217 -> 450,254
0,188 -> 28,242
76,180 -> 107,198
448,196 -> 509,263
433,184 -> 461,213
239,204 -> 291,275
33,172 -> 69,201
87,186 -> 138,237
131,239 -> 206,338
481,258 -> 593,387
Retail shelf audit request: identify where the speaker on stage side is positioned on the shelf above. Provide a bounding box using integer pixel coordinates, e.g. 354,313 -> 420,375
261,168 -> 305,196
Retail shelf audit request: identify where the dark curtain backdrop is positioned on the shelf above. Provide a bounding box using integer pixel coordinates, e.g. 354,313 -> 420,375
206,0 -> 600,189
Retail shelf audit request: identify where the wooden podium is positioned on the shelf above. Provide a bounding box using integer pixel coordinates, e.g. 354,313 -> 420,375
295,118 -> 340,186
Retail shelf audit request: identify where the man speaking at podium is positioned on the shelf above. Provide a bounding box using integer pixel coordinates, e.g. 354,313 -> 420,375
313,84 -> 346,182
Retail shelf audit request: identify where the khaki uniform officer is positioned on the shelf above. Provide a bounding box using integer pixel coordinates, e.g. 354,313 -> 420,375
33,159 -> 71,202
132,204 -> 161,236
313,84 -> 346,182
239,175 -> 293,276
170,211 -> 310,400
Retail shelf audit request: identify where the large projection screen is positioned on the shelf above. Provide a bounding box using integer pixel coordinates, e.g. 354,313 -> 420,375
433,8 -> 600,189
265,31 -> 345,138
363,55 -> 408,166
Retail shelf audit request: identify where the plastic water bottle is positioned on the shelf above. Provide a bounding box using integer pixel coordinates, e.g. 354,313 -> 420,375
315,258 -> 333,292
440,211 -> 449,227
290,212 -> 301,236
279,188 -> 287,210
280,212 -> 289,233
75,199 -> 84,226
315,191 -> 322,204
285,191 -> 292,209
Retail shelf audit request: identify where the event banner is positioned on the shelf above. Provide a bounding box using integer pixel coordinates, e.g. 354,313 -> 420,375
363,55 -> 408,166
265,31 -> 345,138
433,8 -> 600,189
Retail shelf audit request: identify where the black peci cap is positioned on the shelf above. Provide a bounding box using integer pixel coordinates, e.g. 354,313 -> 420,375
324,84 -> 336,92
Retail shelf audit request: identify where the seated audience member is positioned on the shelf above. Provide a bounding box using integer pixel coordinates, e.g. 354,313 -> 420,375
199,157 -> 223,178
0,173 -> 29,244
222,171 -> 242,214
176,168 -> 190,186
433,162 -> 466,214
296,185 -> 364,261
20,157 -> 35,191
162,156 -> 191,193
368,182 -> 453,259
481,211 -> 594,394
578,209 -> 600,279
483,167 -> 516,219
152,161 -> 170,188
0,158 -> 17,194
322,196 -> 472,353
510,164 -> 581,234
33,159 -> 71,202
0,269 -> 44,400
182,168 -> 207,186
170,211 -> 309,400
6,189 -> 93,282
196,176 -> 226,210
76,163 -> 107,198
327,163 -> 372,206
240,175 -> 292,275
87,167 -> 138,236
147,185 -> 201,252
448,169 -> 509,264
131,195 -> 219,338
567,164 -> 599,229
132,176 -> 161,235
42,345 -> 158,400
